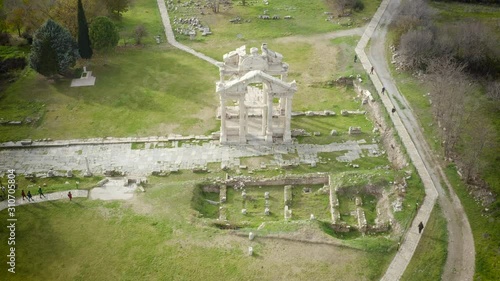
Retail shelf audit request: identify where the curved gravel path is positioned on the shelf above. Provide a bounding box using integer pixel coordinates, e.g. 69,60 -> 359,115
361,0 -> 475,280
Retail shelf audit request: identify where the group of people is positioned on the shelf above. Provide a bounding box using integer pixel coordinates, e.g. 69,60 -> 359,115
354,55 -> 396,113
21,188 -> 73,202
21,187 -> 46,202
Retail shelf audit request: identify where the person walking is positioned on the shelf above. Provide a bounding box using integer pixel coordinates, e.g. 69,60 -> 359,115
38,187 -> 47,199
381,87 -> 386,94
27,191 -> 34,202
354,54 -> 358,63
392,107 -> 396,114
370,66 -> 374,74
68,191 -> 73,201
418,221 -> 424,234
21,190 -> 27,201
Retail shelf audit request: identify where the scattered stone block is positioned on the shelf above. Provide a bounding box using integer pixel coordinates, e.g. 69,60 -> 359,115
341,110 -> 349,116
248,247 -> 253,256
264,191 -> 270,199
66,170 -> 73,178
264,207 -> 270,215
20,139 -> 32,145
96,178 -> 109,187
249,232 -> 255,240
330,130 -> 338,136
310,214 -> 315,220
348,126 -> 362,135
242,191 -> 247,199
192,167 -> 208,173
242,208 -> 247,215
355,196 -> 363,206
313,132 -> 321,136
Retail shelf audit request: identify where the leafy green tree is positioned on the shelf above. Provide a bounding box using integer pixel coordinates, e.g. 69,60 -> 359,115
104,0 -> 130,19
77,0 -> 92,59
89,16 -> 119,52
29,19 -> 78,77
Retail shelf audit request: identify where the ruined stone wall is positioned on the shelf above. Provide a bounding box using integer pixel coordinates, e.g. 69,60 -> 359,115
224,174 -> 329,187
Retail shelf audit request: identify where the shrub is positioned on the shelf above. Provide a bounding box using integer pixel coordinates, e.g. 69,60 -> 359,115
353,0 -> 365,11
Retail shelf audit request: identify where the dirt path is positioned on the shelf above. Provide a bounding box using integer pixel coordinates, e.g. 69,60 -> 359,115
274,26 -> 366,44
366,0 -> 475,279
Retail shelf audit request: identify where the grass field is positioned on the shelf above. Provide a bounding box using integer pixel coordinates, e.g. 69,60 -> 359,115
401,203 -> 448,281
0,177 -> 395,281
0,46 -> 219,142
171,0 -> 380,43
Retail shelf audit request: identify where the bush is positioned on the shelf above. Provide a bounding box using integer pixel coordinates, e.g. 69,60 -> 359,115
353,0 -> 365,11
0,57 -> 27,74
0,33 -> 11,46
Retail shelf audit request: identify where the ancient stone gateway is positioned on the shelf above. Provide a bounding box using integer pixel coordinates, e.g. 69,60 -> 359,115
216,44 -> 297,144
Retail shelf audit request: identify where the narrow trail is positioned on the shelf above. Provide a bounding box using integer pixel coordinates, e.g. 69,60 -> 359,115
274,26 -> 365,44
366,0 -> 475,280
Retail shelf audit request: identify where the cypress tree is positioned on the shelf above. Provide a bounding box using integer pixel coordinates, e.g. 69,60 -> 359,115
77,0 -> 92,59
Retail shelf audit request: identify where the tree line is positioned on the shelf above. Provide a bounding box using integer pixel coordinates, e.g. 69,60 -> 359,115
390,0 -> 498,185
0,0 -> 143,77
0,0 -> 130,38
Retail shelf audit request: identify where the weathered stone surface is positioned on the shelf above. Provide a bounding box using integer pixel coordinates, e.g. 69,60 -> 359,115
349,126 -> 362,135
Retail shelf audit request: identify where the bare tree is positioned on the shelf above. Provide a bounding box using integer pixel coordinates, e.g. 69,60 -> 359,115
460,115 -> 496,182
134,24 -> 147,45
399,29 -> 434,70
426,57 -> 473,156
391,0 -> 433,45
486,81 -> 500,101
208,0 -> 219,13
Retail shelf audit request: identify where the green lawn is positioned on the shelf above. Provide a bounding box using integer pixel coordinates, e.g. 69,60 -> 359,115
0,177 -> 395,281
401,203 -> 447,281
172,0 -> 380,43
0,46 -> 219,141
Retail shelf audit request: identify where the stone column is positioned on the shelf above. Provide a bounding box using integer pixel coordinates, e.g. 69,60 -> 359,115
283,97 -> 292,143
265,93 -> 274,143
219,66 -> 225,83
279,97 -> 285,115
220,96 -> 227,143
281,73 -> 287,82
239,95 -> 246,143
261,106 -> 267,135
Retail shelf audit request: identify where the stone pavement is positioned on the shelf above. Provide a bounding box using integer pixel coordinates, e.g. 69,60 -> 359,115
0,189 -> 88,211
355,0 -> 440,280
156,0 -> 219,66
0,140 -> 379,176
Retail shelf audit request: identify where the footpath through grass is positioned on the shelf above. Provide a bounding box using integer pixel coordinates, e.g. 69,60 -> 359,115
386,3 -> 500,278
